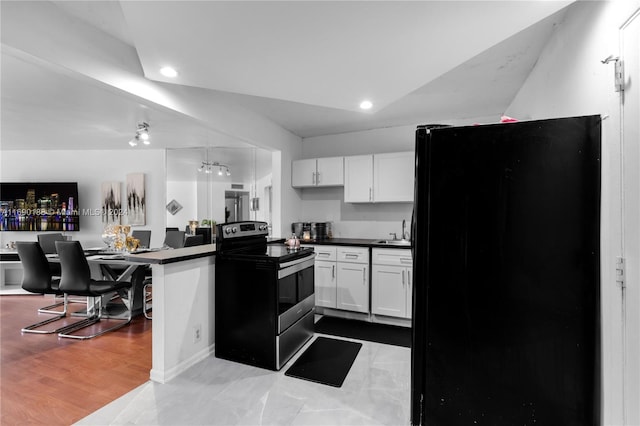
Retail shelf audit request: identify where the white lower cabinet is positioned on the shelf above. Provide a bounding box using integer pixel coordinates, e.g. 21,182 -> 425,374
312,246 -> 338,308
372,248 -> 413,319
336,246 -> 370,313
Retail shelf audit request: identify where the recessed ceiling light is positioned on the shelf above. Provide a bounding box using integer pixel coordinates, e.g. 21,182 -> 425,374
359,100 -> 373,110
160,66 -> 178,78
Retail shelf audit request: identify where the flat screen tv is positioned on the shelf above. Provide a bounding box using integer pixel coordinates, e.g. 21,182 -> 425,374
0,182 -> 80,231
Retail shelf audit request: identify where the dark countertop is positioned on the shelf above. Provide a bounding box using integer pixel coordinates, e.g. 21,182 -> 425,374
125,244 -> 216,265
297,237 -> 412,249
267,237 -> 286,244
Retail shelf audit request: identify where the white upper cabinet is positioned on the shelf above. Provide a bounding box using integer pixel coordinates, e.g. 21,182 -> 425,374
344,155 -> 374,202
344,152 -> 414,203
374,152 -> 414,202
292,158 -> 316,187
316,157 -> 344,186
291,157 -> 344,188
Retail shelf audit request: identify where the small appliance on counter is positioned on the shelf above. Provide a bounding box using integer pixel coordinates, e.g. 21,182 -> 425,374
311,222 -> 332,240
291,222 -> 309,239
291,221 -> 332,241
291,222 -> 304,238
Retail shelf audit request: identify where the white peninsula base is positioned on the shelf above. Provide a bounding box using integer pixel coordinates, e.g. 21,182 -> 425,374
127,245 -> 216,383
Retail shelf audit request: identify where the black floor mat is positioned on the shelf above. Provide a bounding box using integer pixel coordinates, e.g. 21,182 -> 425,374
285,336 -> 362,387
314,316 -> 411,348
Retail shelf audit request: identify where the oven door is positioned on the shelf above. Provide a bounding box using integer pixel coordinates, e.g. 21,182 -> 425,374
277,253 -> 316,333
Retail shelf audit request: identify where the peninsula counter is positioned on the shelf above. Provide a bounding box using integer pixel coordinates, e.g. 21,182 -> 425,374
127,244 -> 216,383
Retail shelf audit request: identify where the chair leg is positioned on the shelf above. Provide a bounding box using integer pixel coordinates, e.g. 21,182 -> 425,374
37,294 -> 65,314
143,283 -> 152,319
22,294 -> 69,334
58,287 -> 134,340
38,294 -> 86,314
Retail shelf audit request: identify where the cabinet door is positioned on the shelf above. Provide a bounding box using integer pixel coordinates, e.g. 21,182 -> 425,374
374,152 -> 414,202
372,265 -> 407,318
316,157 -> 344,187
405,267 -> 413,319
292,159 -> 317,187
336,263 -> 369,313
315,260 -> 337,308
344,155 -> 373,203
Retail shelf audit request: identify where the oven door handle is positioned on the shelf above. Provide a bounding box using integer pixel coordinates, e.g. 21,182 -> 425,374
278,253 -> 316,279
279,252 -> 316,269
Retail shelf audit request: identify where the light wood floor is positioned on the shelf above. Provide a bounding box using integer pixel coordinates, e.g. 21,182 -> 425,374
0,294 -> 152,425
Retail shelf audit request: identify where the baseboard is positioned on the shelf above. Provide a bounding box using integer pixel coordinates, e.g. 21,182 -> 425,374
318,308 -> 411,328
150,343 -> 215,384
371,314 -> 412,328
320,307 -> 371,322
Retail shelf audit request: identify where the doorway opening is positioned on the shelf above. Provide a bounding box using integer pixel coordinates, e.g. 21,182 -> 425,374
225,191 -> 250,222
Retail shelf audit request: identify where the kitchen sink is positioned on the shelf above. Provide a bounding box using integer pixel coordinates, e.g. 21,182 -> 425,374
374,239 -> 412,246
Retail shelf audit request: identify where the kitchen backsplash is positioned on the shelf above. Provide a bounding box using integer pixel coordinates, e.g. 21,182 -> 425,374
297,186 -> 413,239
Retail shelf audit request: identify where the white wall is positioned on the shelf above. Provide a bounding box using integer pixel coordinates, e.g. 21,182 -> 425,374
1,149 -> 166,249
251,173 -> 273,225
166,180 -> 197,231
504,1 -> 640,424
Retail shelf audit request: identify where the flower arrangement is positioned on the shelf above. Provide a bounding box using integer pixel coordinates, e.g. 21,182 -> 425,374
102,224 -> 139,252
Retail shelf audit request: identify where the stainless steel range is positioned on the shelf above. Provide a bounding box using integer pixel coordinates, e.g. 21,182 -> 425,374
215,221 -> 316,370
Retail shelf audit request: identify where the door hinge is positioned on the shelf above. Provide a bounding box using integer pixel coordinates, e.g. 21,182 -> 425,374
614,60 -> 624,92
601,55 -> 624,92
616,257 -> 626,288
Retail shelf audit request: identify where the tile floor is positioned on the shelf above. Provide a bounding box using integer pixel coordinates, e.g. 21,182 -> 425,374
76,333 -> 411,425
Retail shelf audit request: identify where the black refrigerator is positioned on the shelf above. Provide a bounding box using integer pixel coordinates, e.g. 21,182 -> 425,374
410,116 -> 601,425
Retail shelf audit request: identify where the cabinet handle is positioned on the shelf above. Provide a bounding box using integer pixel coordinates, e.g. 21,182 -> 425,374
332,264 -> 335,278
317,172 -> 320,184
312,171 -> 316,185
408,270 -> 411,287
402,270 -> 405,286
400,258 -> 412,264
363,268 -> 366,283
369,187 -> 372,201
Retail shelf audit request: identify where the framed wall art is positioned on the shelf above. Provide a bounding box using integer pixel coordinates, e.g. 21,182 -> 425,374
126,173 -> 146,225
101,181 -> 121,225
166,199 -> 183,216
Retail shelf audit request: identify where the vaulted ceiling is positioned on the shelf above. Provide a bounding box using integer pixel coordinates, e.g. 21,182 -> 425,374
1,1 -> 574,151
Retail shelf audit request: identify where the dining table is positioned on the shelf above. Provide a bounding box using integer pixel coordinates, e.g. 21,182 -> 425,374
45,248 -> 152,318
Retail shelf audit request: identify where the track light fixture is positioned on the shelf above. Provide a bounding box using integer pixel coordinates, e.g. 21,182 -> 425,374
128,122 -> 150,147
197,161 -> 231,176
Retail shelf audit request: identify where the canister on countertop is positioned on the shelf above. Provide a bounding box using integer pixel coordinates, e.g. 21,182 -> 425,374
291,222 -> 304,238
301,222 -> 311,240
311,222 -> 331,240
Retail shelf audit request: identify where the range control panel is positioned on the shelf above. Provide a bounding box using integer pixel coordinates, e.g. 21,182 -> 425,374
217,221 -> 269,240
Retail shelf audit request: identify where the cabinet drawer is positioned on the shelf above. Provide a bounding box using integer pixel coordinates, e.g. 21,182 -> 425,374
311,245 -> 337,261
337,246 -> 369,263
372,248 -> 412,266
